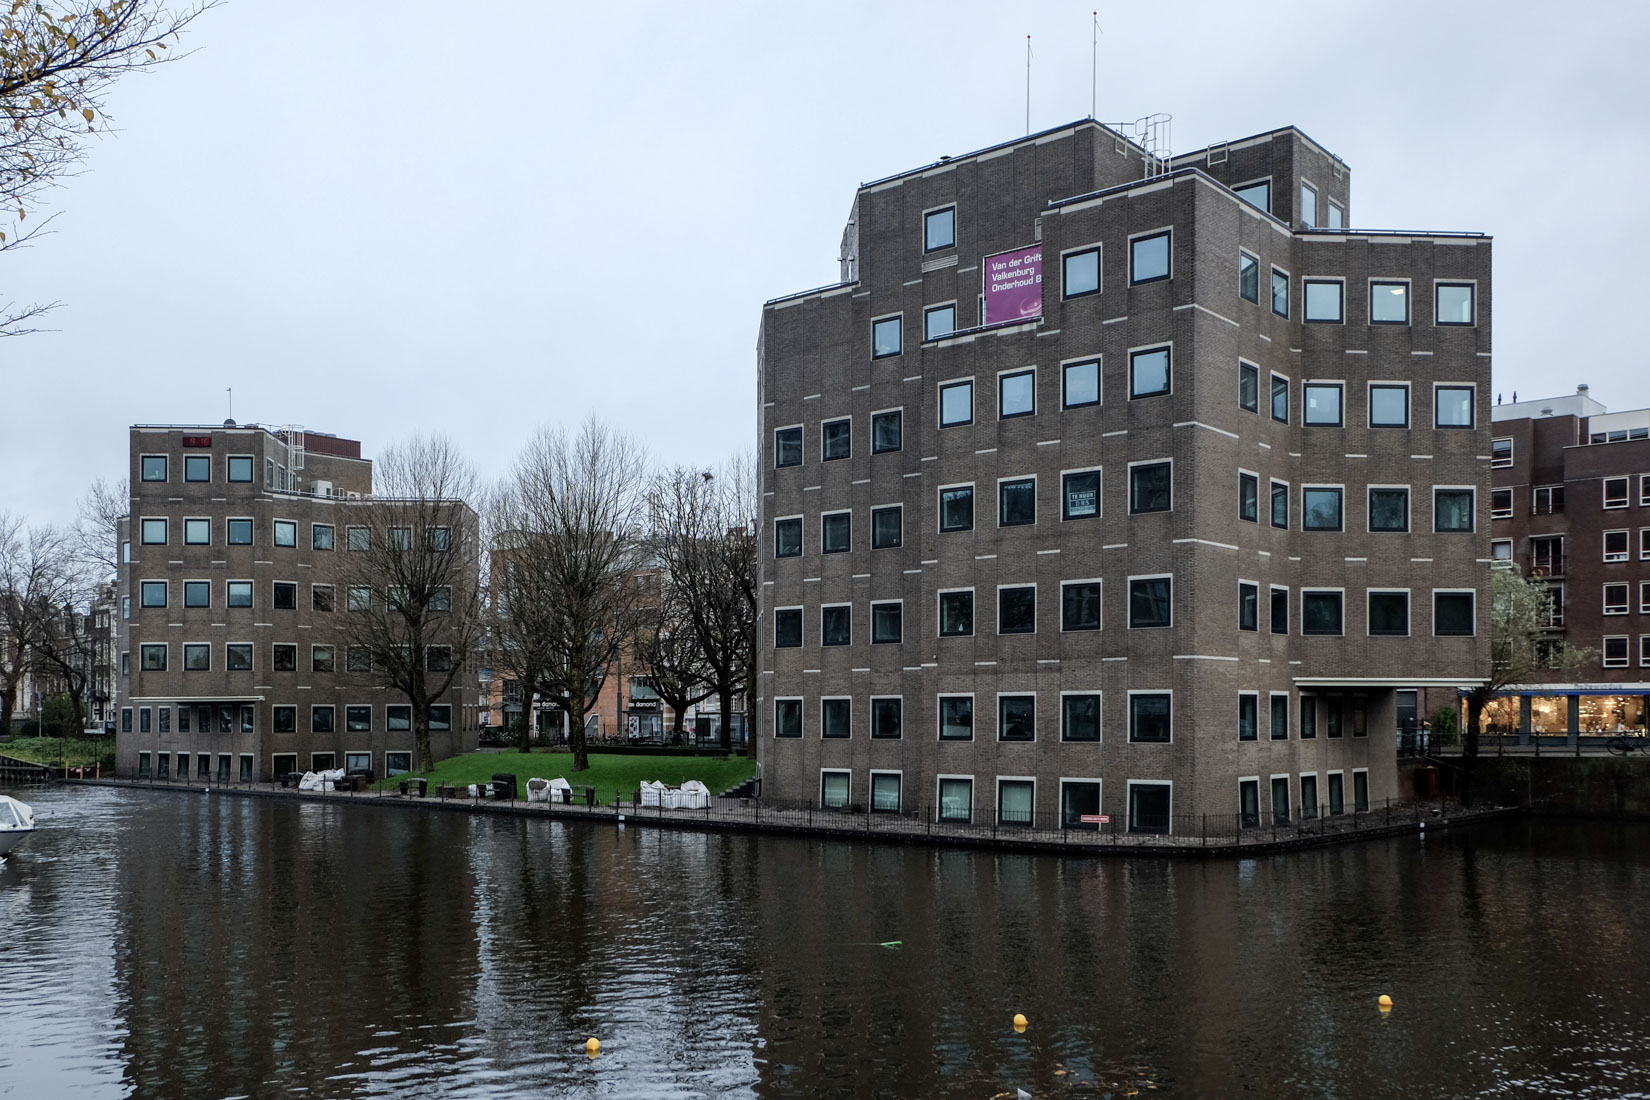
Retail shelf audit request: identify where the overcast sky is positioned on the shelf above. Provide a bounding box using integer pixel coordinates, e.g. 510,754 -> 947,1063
5,0 -> 1647,529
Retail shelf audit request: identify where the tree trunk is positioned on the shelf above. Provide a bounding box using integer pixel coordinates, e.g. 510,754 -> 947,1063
671,704 -> 685,736
569,699 -> 589,772
516,680 -> 534,754
718,685 -> 733,754
415,714 -> 434,774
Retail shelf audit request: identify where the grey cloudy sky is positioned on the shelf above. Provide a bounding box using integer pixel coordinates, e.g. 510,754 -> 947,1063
5,0 -> 1647,528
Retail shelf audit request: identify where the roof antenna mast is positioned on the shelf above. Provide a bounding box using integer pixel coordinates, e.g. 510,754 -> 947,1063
1091,12 -> 1100,119
1025,35 -> 1032,134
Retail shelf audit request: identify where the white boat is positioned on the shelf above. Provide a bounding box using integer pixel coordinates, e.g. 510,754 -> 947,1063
0,795 -> 35,857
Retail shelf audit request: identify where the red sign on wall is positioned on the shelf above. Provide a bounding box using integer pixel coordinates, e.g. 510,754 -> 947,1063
182,435 -> 212,448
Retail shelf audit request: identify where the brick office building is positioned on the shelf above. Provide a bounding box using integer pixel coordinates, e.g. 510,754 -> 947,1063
114,423 -> 480,781
1486,387 -> 1650,737
757,119 -> 1491,832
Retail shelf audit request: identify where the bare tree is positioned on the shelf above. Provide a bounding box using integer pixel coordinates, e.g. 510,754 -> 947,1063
73,475 -> 127,580
492,418 -> 649,772
2,1 -> 214,336
633,608 -> 715,740
648,456 -> 757,756
0,515 -> 86,729
334,436 -> 482,773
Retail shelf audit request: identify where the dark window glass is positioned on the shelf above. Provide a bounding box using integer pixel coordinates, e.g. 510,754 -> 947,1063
184,454 -> 210,482
1129,462 -> 1171,514
313,707 -> 336,735
924,206 -> 955,251
1129,577 -> 1172,628
1369,488 -> 1409,532
1301,697 -> 1317,739
184,581 -> 209,608
1303,488 -> 1343,531
822,699 -> 850,739
1129,695 -> 1171,744
1239,695 -> 1257,741
387,706 -> 411,731
226,581 -> 252,608
1239,362 -> 1258,411
1063,471 -> 1100,519
774,609 -> 802,648
226,644 -> 252,671
1271,269 -> 1289,316
939,486 -> 974,531
227,456 -> 253,483
1240,779 -> 1260,827
998,586 -> 1036,634
999,478 -> 1035,526
1302,591 -> 1344,635
1304,384 -> 1343,426
821,512 -> 850,554
347,706 -> 372,733
871,410 -> 902,453
1235,180 -> 1270,211
1000,370 -> 1035,418
1063,248 -> 1100,297
1239,583 -> 1258,631
939,696 -> 973,740
822,419 -> 850,460
924,304 -> 956,341
1063,360 -> 1099,408
871,602 -> 902,644
1271,482 -> 1288,528
872,316 -> 902,358
774,699 -> 801,738
1062,581 -> 1101,630
1271,375 -> 1289,422
1435,592 -> 1475,636
227,518 -> 252,545
1239,473 -> 1258,522
1371,281 -> 1409,324
871,506 -> 901,549
1130,347 -> 1170,398
1270,588 -> 1289,635
140,455 -> 167,482
1370,385 -> 1409,427
1131,231 -> 1170,283
775,426 -> 802,468
273,707 -> 295,733
939,381 -> 972,426
272,582 -> 296,610
140,580 -> 166,608
1435,489 -> 1475,532
1369,591 -> 1409,636
1129,782 -> 1172,834
821,605 -> 850,647
312,524 -> 334,551
1271,696 -> 1290,740
774,517 -> 802,557
871,698 -> 902,739
1239,253 -> 1259,302
1062,695 -> 1101,742
938,591 -> 973,637
272,644 -> 296,671
999,696 -> 1035,741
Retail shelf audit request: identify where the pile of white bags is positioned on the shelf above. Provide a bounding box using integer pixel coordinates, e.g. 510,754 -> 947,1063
298,769 -> 344,792
640,780 -> 668,807
526,778 -> 551,803
548,777 -> 572,802
640,780 -> 710,809
678,780 -> 711,809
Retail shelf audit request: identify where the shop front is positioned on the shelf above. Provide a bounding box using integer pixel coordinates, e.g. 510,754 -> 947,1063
1479,687 -> 1650,743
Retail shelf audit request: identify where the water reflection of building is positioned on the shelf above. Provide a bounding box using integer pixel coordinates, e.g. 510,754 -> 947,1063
1481,388 -> 1650,742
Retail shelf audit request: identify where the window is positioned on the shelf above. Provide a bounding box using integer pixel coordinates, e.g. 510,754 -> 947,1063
1128,576 -> 1172,628
347,706 -> 371,733
1369,487 -> 1409,532
348,645 -> 372,672
1303,487 -> 1343,531
140,518 -> 167,545
386,705 -> 411,731
347,585 -> 371,612
939,485 -> 974,531
1062,470 -> 1100,519
1533,486 -> 1564,514
1062,694 -> 1100,742
183,643 -> 210,671
872,773 -> 902,813
924,205 -> 955,251
998,695 -> 1036,742
140,580 -> 167,608
1271,374 -> 1289,422
1239,694 -> 1258,741
939,695 -> 973,740
1435,489 -> 1475,532
998,369 -> 1035,418
181,517 -> 209,546
1271,268 -> 1289,316
998,586 -> 1036,634
227,581 -> 252,607
773,699 -> 801,738
1239,473 -> 1258,522
184,580 -> 210,608
871,410 -> 902,453
1604,636 -> 1630,668
273,707 -> 296,733
1490,489 -> 1514,520
389,527 -> 412,551
774,608 -> 802,648
820,771 -> 850,809
1436,283 -> 1475,325
140,455 -> 167,482
307,524 -> 333,552
775,426 -> 803,468
272,582 -> 297,610
871,697 -> 902,739
1304,383 -> 1343,426
1270,695 -> 1289,740
938,590 -> 973,637
938,777 -> 973,822
1271,776 -> 1291,825
1435,386 -> 1475,428
871,601 -> 902,644
939,380 -> 972,426
1491,538 -> 1514,563
1328,200 -> 1345,230
821,698 -> 850,739
1304,280 -> 1343,322
1239,582 -> 1259,631
1063,247 -> 1100,298
1301,697 -> 1317,739
1370,281 -> 1409,324
924,303 -> 956,340
1369,591 -> 1409,636
1433,591 -> 1475,636
1129,461 -> 1171,514
1300,182 -> 1317,227
139,644 -> 167,671
821,511 -> 850,554
1064,359 -> 1100,408
1604,477 -> 1630,509
1129,782 -> 1172,835
821,418 -> 850,461
226,643 -> 252,671
1302,591 -> 1344,635
273,520 -> 296,548
1370,384 -> 1410,428
312,585 -> 335,612
1239,252 -> 1259,303
872,315 -> 902,358
1240,779 -> 1260,828
1234,179 -> 1270,211
1129,695 -> 1171,743
774,516 -> 802,558
1130,346 -> 1170,398
1491,438 -> 1513,468
1604,583 -> 1630,615
1644,530 -> 1650,562
346,526 -> 370,552
1270,481 -> 1289,529
999,477 -> 1035,526
1353,770 -> 1370,812
871,505 -> 902,549
425,646 -> 451,673
227,518 -> 252,545
1130,230 -> 1170,283
1642,476 -> 1650,507
272,644 -> 297,671
1062,581 -> 1101,631
427,527 -> 451,552
1239,361 -> 1258,412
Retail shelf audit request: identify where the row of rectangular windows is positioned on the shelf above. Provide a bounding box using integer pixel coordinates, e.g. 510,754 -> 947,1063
131,580 -> 452,613
1602,636 -> 1650,668
121,703 -> 450,735
1490,528 -> 1650,564
772,585 -> 1476,645
772,481 -> 1477,555
129,519 -> 449,552
132,752 -> 416,782
131,641 -> 452,674
775,375 -> 1475,467
1487,481 -> 1650,515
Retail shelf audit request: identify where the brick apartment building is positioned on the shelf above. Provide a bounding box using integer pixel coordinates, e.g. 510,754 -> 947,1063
757,118 -> 1491,832
1486,387 -> 1650,737
114,423 -> 480,781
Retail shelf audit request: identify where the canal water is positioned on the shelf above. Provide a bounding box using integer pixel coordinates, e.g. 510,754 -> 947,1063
2,786 -> 1648,1099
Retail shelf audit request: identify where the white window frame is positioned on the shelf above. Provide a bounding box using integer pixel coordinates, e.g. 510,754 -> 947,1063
1125,778 -> 1174,836
1366,587 -> 1412,637
1058,777 -> 1105,828
1238,690 -> 1260,741
1060,465 -> 1103,521
996,472 -> 1037,528
1126,573 -> 1173,629
936,587 -> 975,638
1603,636 -> 1630,668
869,694 -> 903,740
869,769 -> 903,813
819,768 -> 852,809
869,598 -> 904,645
1368,277 -> 1411,325
1269,692 -> 1291,740
1368,380 -> 1411,429
1126,457 -> 1174,515
1059,578 -> 1103,633
935,774 -> 976,824
995,582 -> 1037,636
772,696 -> 804,738
1302,276 -> 1345,323
1603,476 -> 1630,510
818,602 -> 852,647
1432,485 -> 1476,533
1299,179 -> 1318,227
773,605 -> 804,649
773,513 -> 804,559
995,776 -> 1038,827
819,509 -> 852,554
1432,382 -> 1477,429
1125,689 -> 1173,745
1302,379 -> 1345,427
870,405 -> 904,454
1490,487 -> 1514,520
1432,588 -> 1478,638
995,693 -> 1037,743
936,692 -> 975,741
1603,583 -> 1630,616
1604,529 -> 1630,563
1434,279 -> 1477,326
819,416 -> 852,462
1057,691 -> 1102,744
1490,437 -> 1514,468
773,423 -> 804,468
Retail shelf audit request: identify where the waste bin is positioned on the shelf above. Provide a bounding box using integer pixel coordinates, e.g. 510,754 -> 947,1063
585,786 -> 596,807
491,774 -> 518,801
400,777 -> 427,797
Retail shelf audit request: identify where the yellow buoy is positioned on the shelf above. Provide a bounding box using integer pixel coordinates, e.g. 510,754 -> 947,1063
586,1037 -> 601,1055
1377,995 -> 1393,1011
1013,1013 -> 1028,1029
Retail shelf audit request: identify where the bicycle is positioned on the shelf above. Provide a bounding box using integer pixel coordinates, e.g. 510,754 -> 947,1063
1605,734 -> 1649,757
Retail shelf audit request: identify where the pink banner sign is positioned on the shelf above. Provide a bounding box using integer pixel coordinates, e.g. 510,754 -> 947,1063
983,245 -> 1043,325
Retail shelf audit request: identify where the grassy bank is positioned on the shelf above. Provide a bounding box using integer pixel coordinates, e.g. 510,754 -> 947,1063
383,750 -> 757,804
1,736 -> 116,772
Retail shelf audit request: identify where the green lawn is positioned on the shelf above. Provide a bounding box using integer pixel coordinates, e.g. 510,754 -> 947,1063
382,750 -> 757,804
1,736 -> 115,772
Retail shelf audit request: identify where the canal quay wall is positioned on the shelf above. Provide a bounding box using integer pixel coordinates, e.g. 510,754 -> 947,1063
47,777 -> 1517,859
1472,757 -> 1650,820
